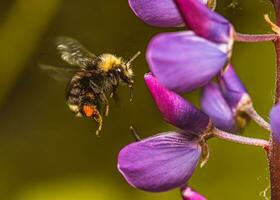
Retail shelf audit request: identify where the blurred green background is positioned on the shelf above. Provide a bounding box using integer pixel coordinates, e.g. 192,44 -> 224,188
0,0 -> 276,199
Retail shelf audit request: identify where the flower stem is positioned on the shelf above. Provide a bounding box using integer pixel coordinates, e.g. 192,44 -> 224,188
212,128 -> 269,148
244,106 -> 271,131
234,32 -> 278,42
269,1 -> 280,199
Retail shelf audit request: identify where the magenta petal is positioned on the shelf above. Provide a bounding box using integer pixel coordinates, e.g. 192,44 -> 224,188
128,0 -> 183,27
145,73 -> 210,135
118,132 -> 201,192
174,0 -> 234,44
270,104 -> 280,144
147,31 -> 228,93
201,83 -> 236,132
181,186 -> 207,200
219,64 -> 248,109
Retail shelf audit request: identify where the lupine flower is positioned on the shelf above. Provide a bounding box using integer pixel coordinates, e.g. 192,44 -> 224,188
146,0 -> 234,93
181,186 -> 207,200
118,73 -> 211,192
270,103 -> 280,144
147,31 -> 229,93
201,82 -> 237,132
128,0 -> 183,27
174,0 -> 234,44
118,132 -> 201,192
128,0 -> 208,27
219,64 -> 251,110
201,65 -> 250,132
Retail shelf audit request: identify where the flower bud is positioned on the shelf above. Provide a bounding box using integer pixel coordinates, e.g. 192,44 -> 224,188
181,186 -> 207,200
144,73 -> 210,135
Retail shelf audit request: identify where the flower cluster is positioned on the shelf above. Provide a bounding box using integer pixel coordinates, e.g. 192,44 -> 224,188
117,0 -> 280,199
118,73 -> 209,193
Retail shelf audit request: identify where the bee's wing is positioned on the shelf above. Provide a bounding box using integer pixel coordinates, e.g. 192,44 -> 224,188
56,37 -> 97,68
40,64 -> 78,82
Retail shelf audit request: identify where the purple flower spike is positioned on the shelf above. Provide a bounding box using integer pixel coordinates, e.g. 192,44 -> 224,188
128,0 -> 183,27
270,104 -> 280,144
181,186 -> 207,200
145,73 -> 210,135
147,31 -> 228,93
118,132 -> 201,192
201,83 -> 236,132
174,0 -> 234,44
219,64 -> 249,109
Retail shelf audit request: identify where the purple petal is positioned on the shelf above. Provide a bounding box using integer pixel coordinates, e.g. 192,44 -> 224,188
128,0 -> 183,27
118,132 -> 201,192
270,104 -> 280,144
201,83 -> 236,132
147,31 -> 228,93
145,73 -> 210,135
219,64 -> 248,109
128,0 -> 207,27
181,186 -> 207,200
174,0 -> 234,44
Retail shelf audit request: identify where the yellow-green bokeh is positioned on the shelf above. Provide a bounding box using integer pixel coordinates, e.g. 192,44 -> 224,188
0,0 -> 276,199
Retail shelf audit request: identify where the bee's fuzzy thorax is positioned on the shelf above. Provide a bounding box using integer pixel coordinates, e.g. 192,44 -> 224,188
98,54 -> 123,72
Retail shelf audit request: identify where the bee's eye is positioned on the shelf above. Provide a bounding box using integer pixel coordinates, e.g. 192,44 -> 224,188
117,68 -> 122,73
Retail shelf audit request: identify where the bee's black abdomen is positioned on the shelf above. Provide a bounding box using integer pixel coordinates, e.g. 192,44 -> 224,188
66,73 -> 84,115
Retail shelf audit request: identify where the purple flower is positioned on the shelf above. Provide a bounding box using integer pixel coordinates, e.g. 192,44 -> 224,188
181,186 -> 207,200
201,65 -> 250,132
147,31 -> 229,93
270,104 -> 280,144
201,82 -> 237,132
118,132 -> 201,192
145,72 -> 210,134
174,0 -> 234,44
219,64 -> 249,110
128,0 -> 208,27
146,0 -> 234,93
117,74 -> 211,192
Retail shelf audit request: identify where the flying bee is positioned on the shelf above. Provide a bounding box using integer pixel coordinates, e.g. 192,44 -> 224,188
41,37 -> 140,135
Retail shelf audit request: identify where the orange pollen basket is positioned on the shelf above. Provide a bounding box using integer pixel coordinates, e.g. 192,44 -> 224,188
83,105 -> 96,117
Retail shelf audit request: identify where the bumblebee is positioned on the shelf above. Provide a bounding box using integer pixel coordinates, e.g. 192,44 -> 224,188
42,37 -> 140,135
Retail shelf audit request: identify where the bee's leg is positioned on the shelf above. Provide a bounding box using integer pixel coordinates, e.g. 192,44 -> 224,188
93,110 -> 103,136
110,85 -> 119,102
129,126 -> 141,141
90,81 -> 101,93
109,75 -> 118,98
129,85 -> 133,102
100,92 -> 109,116
105,105 -> 109,117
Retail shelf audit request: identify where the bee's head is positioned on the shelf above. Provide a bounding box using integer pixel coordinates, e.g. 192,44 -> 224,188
116,64 -> 134,86
115,51 -> 140,86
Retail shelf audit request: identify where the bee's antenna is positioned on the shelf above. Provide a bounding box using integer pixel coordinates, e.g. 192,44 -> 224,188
129,126 -> 141,141
126,51 -> 141,66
